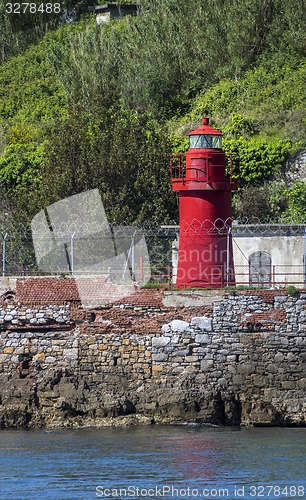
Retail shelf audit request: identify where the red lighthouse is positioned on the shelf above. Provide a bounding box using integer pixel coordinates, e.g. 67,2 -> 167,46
170,118 -> 239,288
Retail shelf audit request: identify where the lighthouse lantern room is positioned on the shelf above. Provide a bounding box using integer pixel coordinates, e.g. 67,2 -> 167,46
170,117 -> 239,288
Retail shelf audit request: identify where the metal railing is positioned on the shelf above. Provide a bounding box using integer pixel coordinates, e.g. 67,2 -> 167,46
170,153 -> 186,182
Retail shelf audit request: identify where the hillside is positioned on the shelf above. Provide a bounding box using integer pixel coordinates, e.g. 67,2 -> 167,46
0,0 -> 305,225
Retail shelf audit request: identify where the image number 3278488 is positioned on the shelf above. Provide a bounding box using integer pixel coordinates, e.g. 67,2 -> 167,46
5,3 -> 61,14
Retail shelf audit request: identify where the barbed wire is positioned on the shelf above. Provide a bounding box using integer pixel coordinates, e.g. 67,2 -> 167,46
0,217 -> 306,239
0,216 -> 305,277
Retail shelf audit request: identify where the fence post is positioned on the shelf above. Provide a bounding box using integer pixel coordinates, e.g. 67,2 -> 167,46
139,255 -> 144,284
131,232 -> 135,282
226,226 -> 231,286
2,233 -> 8,277
70,232 -> 75,274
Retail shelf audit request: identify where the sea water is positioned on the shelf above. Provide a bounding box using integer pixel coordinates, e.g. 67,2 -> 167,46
0,425 -> 305,500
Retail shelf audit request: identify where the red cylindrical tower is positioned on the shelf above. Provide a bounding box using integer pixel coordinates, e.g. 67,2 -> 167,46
170,117 -> 239,288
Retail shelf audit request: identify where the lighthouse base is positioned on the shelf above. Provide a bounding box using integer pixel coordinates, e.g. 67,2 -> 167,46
173,190 -> 236,289
172,234 -> 235,289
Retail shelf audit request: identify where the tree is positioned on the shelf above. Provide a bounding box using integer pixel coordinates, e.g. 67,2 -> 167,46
39,104 -> 177,223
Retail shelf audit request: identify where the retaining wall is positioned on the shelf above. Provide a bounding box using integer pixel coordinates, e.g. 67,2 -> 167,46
0,285 -> 305,428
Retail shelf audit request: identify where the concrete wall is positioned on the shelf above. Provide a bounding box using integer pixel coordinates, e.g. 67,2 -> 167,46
233,234 -> 305,286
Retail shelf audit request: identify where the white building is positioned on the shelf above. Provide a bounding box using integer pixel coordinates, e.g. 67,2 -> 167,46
232,224 -> 306,287
171,223 -> 306,287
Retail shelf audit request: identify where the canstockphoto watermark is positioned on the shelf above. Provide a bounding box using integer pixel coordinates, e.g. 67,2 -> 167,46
31,189 -> 151,308
96,485 -> 214,498
96,484 -> 305,498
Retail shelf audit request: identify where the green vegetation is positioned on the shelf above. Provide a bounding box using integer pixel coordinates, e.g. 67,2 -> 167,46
281,182 -> 306,223
286,285 -> 299,297
0,0 -> 305,226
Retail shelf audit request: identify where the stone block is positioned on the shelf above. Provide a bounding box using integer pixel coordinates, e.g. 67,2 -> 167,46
171,356 -> 184,363
3,347 -> 14,354
35,352 -> 45,361
99,344 -> 109,351
43,391 -> 58,399
238,363 -> 255,374
14,347 -> 25,355
45,356 -> 57,363
164,320 -> 190,332
152,365 -> 163,372
201,359 -> 214,370
233,374 -> 243,385
152,353 -> 168,362
152,337 -> 170,347
195,333 -> 209,344
184,365 -> 197,373
282,381 -> 296,390
191,317 -> 213,331
227,355 -> 237,362
185,355 -> 199,363
297,378 -> 306,389
171,366 -> 185,374
280,337 -> 289,345
274,352 -> 284,362
253,375 -> 266,387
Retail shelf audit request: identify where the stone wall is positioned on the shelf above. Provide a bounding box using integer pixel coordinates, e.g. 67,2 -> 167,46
0,304 -> 72,328
0,288 -> 305,429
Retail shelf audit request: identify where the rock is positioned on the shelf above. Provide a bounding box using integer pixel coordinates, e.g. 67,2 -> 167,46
152,336 -> 170,347
164,320 -> 190,332
200,359 -> 214,370
195,333 -> 209,343
191,316 -> 213,331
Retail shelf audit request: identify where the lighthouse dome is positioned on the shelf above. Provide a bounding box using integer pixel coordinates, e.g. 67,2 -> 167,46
188,118 -> 222,149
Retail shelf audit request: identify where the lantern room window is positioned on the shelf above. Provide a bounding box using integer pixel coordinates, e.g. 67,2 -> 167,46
190,135 -> 222,149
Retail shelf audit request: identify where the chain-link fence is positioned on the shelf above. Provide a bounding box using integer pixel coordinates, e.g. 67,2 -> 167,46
0,221 -> 178,280
1,218 -> 306,287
